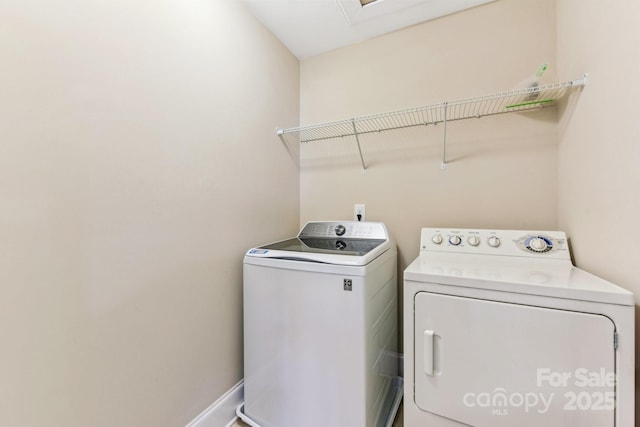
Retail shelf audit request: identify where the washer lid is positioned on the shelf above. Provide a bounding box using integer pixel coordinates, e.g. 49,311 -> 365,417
245,221 -> 392,266
257,236 -> 385,256
404,253 -> 634,306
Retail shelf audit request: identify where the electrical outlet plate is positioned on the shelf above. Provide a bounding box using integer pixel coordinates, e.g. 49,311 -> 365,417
354,204 -> 365,221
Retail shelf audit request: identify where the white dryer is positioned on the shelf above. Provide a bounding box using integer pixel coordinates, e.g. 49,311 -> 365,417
403,228 -> 634,427
241,221 -> 402,427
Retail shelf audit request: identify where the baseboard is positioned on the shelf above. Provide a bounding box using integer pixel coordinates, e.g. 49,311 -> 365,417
186,380 -> 244,427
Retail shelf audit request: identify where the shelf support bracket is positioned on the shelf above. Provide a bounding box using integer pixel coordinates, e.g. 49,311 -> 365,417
441,102 -> 448,170
351,119 -> 367,174
276,128 -> 286,145
572,73 -> 588,87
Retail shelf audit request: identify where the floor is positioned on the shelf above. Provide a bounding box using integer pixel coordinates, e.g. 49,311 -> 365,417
232,402 -> 403,427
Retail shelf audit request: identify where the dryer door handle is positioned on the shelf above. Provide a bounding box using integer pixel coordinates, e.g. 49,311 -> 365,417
423,329 -> 434,376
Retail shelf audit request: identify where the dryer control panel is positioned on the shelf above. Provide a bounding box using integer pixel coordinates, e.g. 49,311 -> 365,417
420,228 -> 570,259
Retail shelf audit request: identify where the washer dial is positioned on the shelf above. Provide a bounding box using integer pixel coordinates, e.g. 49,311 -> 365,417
334,224 -> 346,236
432,234 -> 443,244
449,235 -> 462,246
467,236 -> 480,246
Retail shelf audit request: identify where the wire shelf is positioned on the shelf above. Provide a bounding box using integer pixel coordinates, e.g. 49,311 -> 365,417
277,76 -> 586,170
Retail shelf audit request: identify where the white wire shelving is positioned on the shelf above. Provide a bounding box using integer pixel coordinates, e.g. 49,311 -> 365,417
277,75 -> 587,171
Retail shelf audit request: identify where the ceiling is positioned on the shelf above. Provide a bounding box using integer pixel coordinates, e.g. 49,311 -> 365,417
242,0 -> 497,59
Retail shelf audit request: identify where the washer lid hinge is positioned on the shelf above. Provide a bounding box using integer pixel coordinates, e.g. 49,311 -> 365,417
614,332 -> 618,350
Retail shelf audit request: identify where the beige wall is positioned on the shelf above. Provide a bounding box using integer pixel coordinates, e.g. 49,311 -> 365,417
0,1 -> 299,426
300,0 -> 558,271
557,0 -> 640,408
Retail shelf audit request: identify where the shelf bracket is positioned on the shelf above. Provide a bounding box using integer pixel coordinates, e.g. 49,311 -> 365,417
351,119 -> 367,174
441,102 -> 448,170
276,128 -> 286,145
572,73 -> 588,87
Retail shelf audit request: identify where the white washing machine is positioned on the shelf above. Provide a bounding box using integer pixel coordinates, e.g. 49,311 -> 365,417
241,221 -> 402,427
403,228 -> 634,427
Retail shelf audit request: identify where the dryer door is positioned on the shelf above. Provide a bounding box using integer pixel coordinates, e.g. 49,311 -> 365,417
414,292 -> 615,427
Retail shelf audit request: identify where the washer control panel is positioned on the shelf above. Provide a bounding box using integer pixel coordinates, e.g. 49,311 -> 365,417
299,221 -> 388,240
421,228 -> 569,259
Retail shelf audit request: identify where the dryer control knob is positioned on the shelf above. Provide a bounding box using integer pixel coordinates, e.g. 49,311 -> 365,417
449,235 -> 462,246
487,236 -> 501,248
529,237 -> 548,252
468,236 -> 480,246
432,234 -> 443,244
334,225 -> 346,236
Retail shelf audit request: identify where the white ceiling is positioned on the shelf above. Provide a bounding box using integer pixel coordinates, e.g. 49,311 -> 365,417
242,0 -> 497,59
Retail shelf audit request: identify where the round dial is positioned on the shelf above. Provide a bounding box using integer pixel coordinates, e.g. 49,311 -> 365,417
335,240 -> 347,250
467,236 -> 480,246
334,224 -> 346,236
449,235 -> 462,246
525,236 -> 553,253
432,234 -> 443,244
487,236 -> 501,248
